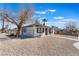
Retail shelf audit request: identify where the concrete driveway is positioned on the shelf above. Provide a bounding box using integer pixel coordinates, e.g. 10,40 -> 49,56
0,33 -> 10,41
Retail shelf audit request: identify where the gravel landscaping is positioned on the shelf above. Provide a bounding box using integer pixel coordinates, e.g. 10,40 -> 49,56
0,35 -> 79,56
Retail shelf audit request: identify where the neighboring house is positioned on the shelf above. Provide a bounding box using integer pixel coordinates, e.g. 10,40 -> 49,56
7,28 -> 17,35
22,23 -> 53,37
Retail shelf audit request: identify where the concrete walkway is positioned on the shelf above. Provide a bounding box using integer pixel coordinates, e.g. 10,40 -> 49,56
42,34 -> 78,41
41,34 -> 79,50
0,33 -> 10,41
73,42 -> 79,49
52,34 -> 78,41
50,34 -> 79,50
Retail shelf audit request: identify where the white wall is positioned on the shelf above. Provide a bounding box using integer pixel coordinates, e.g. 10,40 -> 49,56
23,27 -> 34,36
33,28 -> 41,36
23,27 -> 50,37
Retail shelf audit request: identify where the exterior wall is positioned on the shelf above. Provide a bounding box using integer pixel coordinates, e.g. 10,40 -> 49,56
22,26 -> 51,37
23,27 -> 34,37
33,27 -> 41,37
34,27 -> 51,36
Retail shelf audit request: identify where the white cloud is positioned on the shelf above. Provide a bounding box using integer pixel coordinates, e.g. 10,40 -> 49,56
53,16 -> 64,20
46,18 -> 77,28
48,9 -> 56,13
35,9 -> 56,14
62,19 -> 76,22
46,21 -> 67,28
35,11 -> 46,14
33,15 -> 41,18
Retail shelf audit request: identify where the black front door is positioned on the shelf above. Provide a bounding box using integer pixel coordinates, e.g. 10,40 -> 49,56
45,28 -> 48,35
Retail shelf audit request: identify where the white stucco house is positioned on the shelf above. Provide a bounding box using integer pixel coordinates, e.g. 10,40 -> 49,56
21,23 -> 53,37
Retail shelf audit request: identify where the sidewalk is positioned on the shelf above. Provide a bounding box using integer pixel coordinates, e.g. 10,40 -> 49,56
41,34 -> 78,41
0,33 -> 10,41
52,34 -> 78,41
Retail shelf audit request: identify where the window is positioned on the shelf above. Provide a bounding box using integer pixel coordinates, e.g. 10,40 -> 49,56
37,28 -> 41,33
42,28 -> 44,33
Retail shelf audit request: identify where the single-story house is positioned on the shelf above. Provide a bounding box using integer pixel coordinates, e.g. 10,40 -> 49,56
22,23 -> 53,37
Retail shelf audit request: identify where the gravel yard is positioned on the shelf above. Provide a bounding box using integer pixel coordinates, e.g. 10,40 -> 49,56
0,35 -> 79,56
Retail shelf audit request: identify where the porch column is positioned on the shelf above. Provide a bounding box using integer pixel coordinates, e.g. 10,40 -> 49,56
52,28 -> 54,35
43,28 -> 45,35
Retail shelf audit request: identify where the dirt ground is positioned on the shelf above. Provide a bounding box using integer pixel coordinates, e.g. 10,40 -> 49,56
0,35 -> 79,56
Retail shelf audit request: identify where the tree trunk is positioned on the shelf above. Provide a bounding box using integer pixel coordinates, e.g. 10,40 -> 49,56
2,19 -> 5,33
16,26 -> 21,38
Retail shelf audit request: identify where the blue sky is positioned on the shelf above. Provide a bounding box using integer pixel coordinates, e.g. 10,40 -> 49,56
0,3 -> 79,29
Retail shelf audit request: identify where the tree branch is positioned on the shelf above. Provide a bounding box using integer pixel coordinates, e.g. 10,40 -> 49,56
3,14 -> 18,26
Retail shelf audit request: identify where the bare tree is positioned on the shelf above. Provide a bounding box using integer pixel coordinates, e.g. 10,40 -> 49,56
0,4 -> 34,38
0,4 -> 6,33
1,18 -> 5,33
64,21 -> 78,36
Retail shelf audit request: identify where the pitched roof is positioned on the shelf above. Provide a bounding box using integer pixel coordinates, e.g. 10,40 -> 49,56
23,23 -> 49,28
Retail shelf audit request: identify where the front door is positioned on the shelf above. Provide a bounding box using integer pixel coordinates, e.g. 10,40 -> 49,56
45,28 -> 48,35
